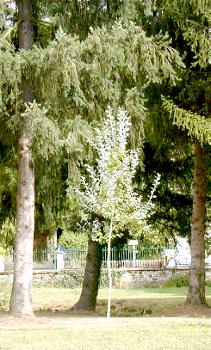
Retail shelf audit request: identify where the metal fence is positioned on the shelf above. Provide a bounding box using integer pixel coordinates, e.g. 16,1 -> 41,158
3,245 -> 210,272
63,248 -> 87,269
33,249 -> 56,269
4,249 -> 56,271
102,246 -> 165,269
58,246 -> 166,269
3,246 -> 166,271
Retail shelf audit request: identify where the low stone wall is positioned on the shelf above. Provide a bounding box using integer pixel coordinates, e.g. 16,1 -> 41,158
120,268 -> 211,288
1,268 -> 211,288
117,269 -> 186,288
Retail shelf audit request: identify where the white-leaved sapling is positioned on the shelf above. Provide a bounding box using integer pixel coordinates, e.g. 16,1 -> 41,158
76,107 -> 160,325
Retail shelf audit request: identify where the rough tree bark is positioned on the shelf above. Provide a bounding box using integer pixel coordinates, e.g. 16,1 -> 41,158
73,239 -> 102,311
187,141 -> 206,305
9,0 -> 35,316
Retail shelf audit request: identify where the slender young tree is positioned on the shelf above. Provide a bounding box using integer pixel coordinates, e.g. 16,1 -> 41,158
28,2 -> 185,313
74,107 -> 160,322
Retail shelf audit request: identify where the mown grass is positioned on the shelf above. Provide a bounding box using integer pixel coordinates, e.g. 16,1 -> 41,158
0,317 -> 210,350
0,286 -> 210,349
32,286 -> 211,316
1,284 -> 211,316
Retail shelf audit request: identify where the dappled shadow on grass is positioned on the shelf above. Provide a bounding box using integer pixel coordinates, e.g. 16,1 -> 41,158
32,296 -> 211,319
35,309 -> 100,319
1,287 -> 211,321
0,299 -> 210,331
32,295 -> 185,317
96,297 -> 185,317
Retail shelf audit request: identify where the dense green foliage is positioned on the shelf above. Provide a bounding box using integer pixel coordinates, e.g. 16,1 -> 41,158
0,0 -> 209,252
135,0 -> 210,242
58,230 -> 88,249
0,1 -> 186,247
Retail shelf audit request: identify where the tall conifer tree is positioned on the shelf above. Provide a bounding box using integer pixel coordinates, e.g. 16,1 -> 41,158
9,0 -> 35,316
136,0 -> 210,304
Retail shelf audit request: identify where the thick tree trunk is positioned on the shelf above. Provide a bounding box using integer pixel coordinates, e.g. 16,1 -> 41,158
73,239 -> 102,311
187,141 -> 206,305
9,0 -> 35,316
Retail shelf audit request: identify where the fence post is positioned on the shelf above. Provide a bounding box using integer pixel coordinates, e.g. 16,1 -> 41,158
131,246 -> 135,267
56,252 -> 64,270
128,240 -> 139,268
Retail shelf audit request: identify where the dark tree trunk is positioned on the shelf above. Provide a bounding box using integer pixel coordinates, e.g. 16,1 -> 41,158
9,0 -> 35,316
73,239 -> 102,311
187,141 -> 206,305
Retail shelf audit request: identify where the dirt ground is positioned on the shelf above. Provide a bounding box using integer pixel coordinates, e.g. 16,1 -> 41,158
0,314 -> 50,328
161,304 -> 211,317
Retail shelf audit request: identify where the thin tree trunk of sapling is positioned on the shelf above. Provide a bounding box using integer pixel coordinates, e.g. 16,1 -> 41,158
106,220 -> 113,327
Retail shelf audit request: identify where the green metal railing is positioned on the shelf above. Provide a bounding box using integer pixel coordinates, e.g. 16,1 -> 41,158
102,246 -> 165,269
4,244 -> 211,272
32,246 -> 166,269
33,248 -> 87,268
4,249 -> 57,271
33,249 -> 51,262
33,249 -> 56,269
62,248 -> 87,269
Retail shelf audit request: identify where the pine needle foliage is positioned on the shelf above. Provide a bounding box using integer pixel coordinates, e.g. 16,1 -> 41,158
22,102 -> 62,159
43,0 -> 124,39
0,1 -> 187,237
0,216 -> 15,251
140,0 -> 210,145
118,0 -> 209,240
157,0 -> 209,68
162,97 -> 210,145
0,19 -> 185,153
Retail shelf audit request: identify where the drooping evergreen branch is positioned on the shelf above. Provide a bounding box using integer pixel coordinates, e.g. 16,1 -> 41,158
158,0 -> 209,68
162,97 -> 210,144
22,102 -> 62,159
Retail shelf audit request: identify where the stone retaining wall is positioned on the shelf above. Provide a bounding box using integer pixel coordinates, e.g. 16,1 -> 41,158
118,268 -> 211,288
117,269 -> 183,288
1,268 -> 211,288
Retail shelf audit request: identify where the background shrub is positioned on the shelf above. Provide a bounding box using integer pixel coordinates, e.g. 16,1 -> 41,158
163,274 -> 189,288
58,269 -> 85,288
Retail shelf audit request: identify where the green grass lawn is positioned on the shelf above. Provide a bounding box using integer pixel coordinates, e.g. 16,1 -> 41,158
0,316 -> 210,350
0,286 -> 210,349
31,286 -> 211,316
